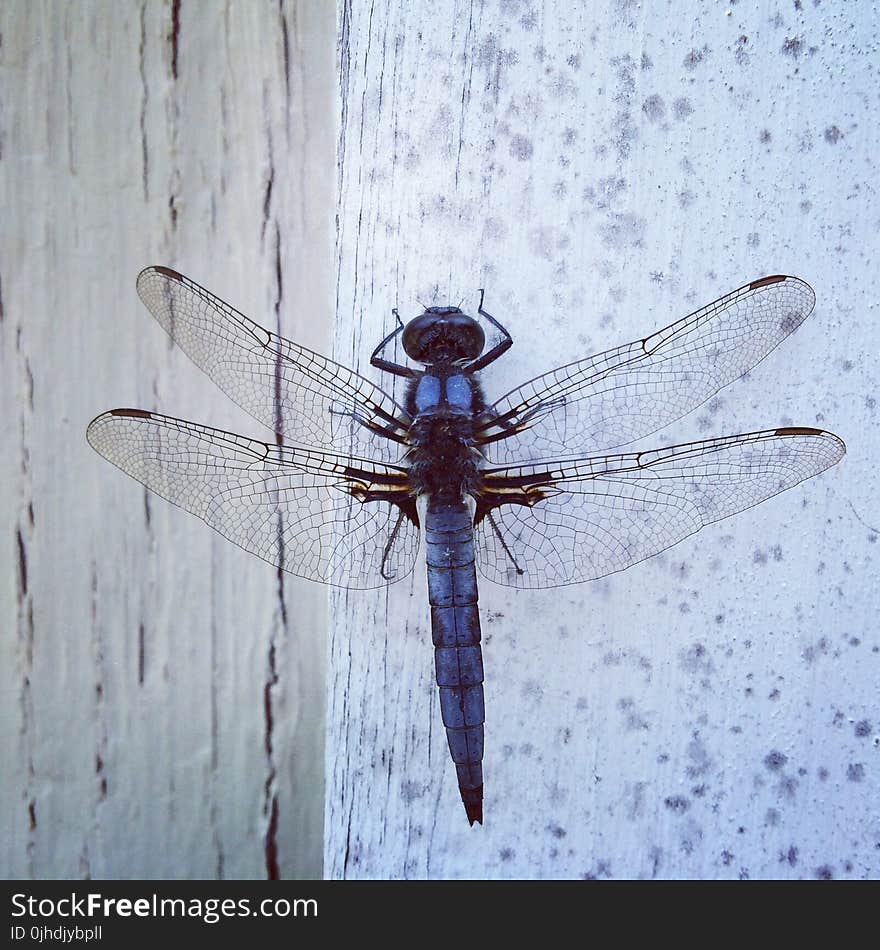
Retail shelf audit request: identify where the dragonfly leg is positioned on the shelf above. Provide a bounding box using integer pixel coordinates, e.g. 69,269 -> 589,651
467,290 -> 513,374
370,312 -> 416,378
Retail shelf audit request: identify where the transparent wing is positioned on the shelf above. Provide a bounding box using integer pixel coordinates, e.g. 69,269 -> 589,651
87,409 -> 420,589
474,427 -> 845,588
480,276 -> 816,463
136,267 -> 410,461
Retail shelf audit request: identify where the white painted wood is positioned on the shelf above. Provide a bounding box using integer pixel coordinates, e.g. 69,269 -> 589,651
329,0 -> 878,878
1,0 -> 335,878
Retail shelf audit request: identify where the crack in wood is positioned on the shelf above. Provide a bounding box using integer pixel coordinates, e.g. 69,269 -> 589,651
169,0 -> 181,81
139,2 -> 150,201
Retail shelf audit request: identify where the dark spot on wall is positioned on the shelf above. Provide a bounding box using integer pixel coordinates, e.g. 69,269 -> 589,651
720,849 -> 734,866
584,175 -> 627,209
664,795 -> 691,814
846,762 -> 865,782
814,864 -> 834,880
677,190 -> 695,209
679,641 -> 713,675
779,845 -> 798,866
747,232 -> 760,247
683,46 -> 709,70
547,823 -> 567,839
499,847 -> 515,861
759,129 -> 772,144
779,310 -> 802,334
672,97 -> 694,120
854,719 -> 872,738
599,212 -> 646,250
734,35 -> 750,66
686,738 -> 711,778
765,807 -> 780,826
778,775 -> 799,799
824,125 -> 843,144
28,800 -> 37,830
764,750 -> 788,771
400,780 -> 424,803
581,858 -> 613,879
782,35 -> 806,58
567,53 -> 581,70
509,134 -> 533,160
817,766 -> 829,781
642,94 -> 665,122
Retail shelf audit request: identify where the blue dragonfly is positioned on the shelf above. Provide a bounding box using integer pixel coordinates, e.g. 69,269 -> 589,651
87,268 -> 845,825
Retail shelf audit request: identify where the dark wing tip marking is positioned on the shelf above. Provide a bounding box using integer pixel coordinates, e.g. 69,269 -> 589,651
109,408 -> 154,419
146,265 -> 184,281
775,426 -> 822,436
749,275 -> 788,289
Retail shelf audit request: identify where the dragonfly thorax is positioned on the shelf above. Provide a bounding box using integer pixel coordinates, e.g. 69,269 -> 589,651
402,307 -> 485,364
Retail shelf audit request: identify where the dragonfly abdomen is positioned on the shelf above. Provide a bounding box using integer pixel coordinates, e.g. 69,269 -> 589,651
425,497 -> 485,826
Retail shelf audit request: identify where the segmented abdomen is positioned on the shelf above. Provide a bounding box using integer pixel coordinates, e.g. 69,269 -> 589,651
425,497 -> 484,826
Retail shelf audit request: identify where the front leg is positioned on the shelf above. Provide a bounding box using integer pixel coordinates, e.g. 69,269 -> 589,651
467,289 -> 513,374
371,309 -> 417,379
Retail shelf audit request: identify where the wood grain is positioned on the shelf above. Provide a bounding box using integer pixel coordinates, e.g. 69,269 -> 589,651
1,0 -> 334,879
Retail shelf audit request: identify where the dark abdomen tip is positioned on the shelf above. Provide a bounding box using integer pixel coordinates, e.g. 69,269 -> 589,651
462,785 -> 483,826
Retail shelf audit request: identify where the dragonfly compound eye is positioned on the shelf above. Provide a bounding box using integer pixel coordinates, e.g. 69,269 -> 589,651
402,308 -> 486,363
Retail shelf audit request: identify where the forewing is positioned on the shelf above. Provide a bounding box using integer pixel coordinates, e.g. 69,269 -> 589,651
87,409 -> 419,589
481,276 -> 816,462
136,267 -> 409,461
475,428 -> 844,588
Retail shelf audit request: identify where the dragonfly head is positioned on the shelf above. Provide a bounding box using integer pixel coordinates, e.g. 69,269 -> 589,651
402,307 -> 485,364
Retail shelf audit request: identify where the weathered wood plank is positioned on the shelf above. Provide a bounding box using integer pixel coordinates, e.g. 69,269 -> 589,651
1,0 -> 334,879
329,0 -> 877,878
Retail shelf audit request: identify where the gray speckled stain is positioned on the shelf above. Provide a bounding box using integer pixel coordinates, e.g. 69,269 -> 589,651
673,96 -> 694,119
853,719 -> 872,738
664,794 -> 691,814
598,211 -> 646,250
685,737 -> 712,778
509,132 -> 533,160
642,93 -> 665,122
679,642 -> 714,676
781,35 -> 806,58
683,45 -> 710,70
846,762 -> 865,782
